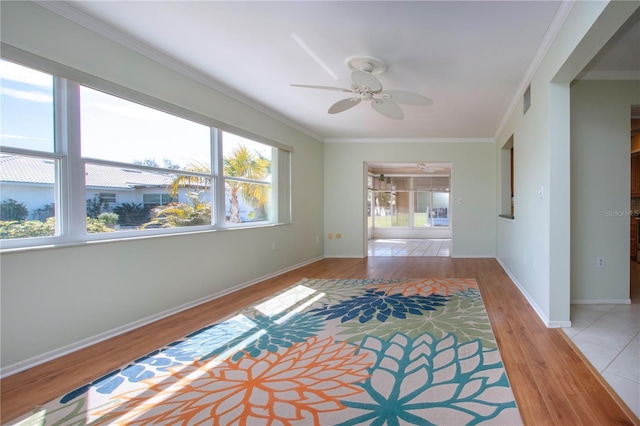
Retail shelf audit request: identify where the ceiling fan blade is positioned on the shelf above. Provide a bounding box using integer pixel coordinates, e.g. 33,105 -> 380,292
328,97 -> 362,114
290,84 -> 352,93
351,70 -> 382,92
371,99 -> 404,120
380,89 -> 433,106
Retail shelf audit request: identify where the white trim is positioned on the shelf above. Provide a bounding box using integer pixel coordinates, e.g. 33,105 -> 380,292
324,138 -> 495,144
0,256 -> 324,378
549,320 -> 572,328
451,254 -> 494,259
32,1 -> 324,144
495,257 -> 558,328
494,1 -> 575,140
324,255 -> 367,259
571,298 -> 632,305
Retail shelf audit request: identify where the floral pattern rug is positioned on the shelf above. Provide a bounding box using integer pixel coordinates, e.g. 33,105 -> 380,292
14,278 -> 523,425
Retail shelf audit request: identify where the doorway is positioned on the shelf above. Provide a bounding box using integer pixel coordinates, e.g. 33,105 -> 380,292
365,162 -> 452,257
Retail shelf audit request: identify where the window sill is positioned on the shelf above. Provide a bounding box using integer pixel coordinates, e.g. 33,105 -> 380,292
0,222 -> 291,254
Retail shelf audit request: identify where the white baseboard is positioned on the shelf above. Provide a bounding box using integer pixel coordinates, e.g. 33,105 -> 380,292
451,254 -> 495,258
571,298 -> 631,305
549,320 -> 572,328
0,256 -> 325,379
495,258 -> 570,328
326,255 -> 366,259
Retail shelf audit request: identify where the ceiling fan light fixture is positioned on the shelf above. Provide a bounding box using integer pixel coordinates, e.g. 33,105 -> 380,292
345,55 -> 386,75
291,55 -> 433,120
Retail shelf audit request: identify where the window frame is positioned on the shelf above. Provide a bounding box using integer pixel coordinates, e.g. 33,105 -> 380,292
0,51 -> 292,250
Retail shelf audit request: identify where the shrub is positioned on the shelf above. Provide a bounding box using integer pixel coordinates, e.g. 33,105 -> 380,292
32,203 -> 55,221
86,217 -> 115,234
98,212 -> 119,225
0,217 -> 55,239
0,199 -> 29,221
0,217 -> 115,239
113,202 -> 150,226
86,195 -> 110,218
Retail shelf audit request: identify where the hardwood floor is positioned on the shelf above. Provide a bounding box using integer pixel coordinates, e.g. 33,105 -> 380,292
2,257 -> 638,425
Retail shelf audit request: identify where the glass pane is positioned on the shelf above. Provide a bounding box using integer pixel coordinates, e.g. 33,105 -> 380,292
413,177 -> 432,191
80,86 -> 211,171
85,163 -> 211,232
433,192 -> 450,227
225,180 -> 271,223
373,192 -> 409,227
0,60 -> 54,152
1,154 -> 57,239
223,132 -> 272,183
414,191 -> 431,227
367,189 -> 372,228
390,177 -> 410,190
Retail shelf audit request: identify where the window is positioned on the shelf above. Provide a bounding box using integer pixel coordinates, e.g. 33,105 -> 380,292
223,132 -> 272,224
369,175 -> 450,229
500,136 -> 514,218
0,57 -> 292,248
0,61 -> 58,241
142,194 -> 174,208
98,193 -> 117,204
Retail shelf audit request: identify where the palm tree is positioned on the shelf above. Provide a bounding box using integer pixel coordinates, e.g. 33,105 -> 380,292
169,160 -> 211,198
166,145 -> 271,225
224,145 -> 271,223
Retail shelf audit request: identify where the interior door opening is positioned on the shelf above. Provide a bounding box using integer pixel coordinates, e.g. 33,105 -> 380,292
365,161 -> 452,257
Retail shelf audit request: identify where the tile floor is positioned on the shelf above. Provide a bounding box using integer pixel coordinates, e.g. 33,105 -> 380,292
562,261 -> 640,418
368,238 -> 451,257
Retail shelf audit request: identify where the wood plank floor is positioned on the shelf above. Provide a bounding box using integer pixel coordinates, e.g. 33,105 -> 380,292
2,258 -> 638,425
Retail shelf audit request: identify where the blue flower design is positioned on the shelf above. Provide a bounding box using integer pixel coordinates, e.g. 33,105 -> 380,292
60,315 -> 258,402
311,290 -> 448,323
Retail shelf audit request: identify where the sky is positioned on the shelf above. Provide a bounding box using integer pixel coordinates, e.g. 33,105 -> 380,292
0,59 -> 270,169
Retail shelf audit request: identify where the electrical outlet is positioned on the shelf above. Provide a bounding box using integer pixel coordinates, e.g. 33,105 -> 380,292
596,257 -> 605,268
272,242 -> 277,251
328,233 -> 333,240
336,233 -> 341,239
316,235 -> 320,243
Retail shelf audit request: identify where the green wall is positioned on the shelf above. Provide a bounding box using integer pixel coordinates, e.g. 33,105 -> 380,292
571,80 -> 640,302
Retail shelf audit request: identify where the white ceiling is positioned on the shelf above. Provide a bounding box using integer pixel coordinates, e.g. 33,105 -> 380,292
49,1 -> 639,142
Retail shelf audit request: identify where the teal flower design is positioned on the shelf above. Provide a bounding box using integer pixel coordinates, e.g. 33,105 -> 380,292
202,311 -> 325,361
338,332 -> 518,425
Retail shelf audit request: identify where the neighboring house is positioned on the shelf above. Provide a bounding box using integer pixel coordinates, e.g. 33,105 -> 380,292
0,155 -> 256,222
0,155 -> 177,217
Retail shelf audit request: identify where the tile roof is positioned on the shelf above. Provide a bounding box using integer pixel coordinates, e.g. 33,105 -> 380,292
0,155 -> 174,189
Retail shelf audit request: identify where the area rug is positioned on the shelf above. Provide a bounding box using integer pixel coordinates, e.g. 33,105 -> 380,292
14,278 -> 522,425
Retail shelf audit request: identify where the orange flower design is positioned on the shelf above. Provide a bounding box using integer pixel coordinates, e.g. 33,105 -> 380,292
95,337 -> 372,425
370,278 -> 477,297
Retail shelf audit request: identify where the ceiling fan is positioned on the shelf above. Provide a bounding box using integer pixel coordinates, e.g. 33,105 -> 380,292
291,56 -> 433,120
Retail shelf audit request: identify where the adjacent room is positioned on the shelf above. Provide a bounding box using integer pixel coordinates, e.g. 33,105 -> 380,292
1,1 -> 639,424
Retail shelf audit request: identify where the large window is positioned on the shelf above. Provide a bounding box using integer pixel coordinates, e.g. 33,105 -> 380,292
369,175 -> 450,229
0,58 -> 291,248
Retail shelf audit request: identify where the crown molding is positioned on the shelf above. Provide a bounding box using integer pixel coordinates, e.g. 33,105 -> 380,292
494,0 -> 575,141
33,1 -> 324,143
324,137 -> 495,144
